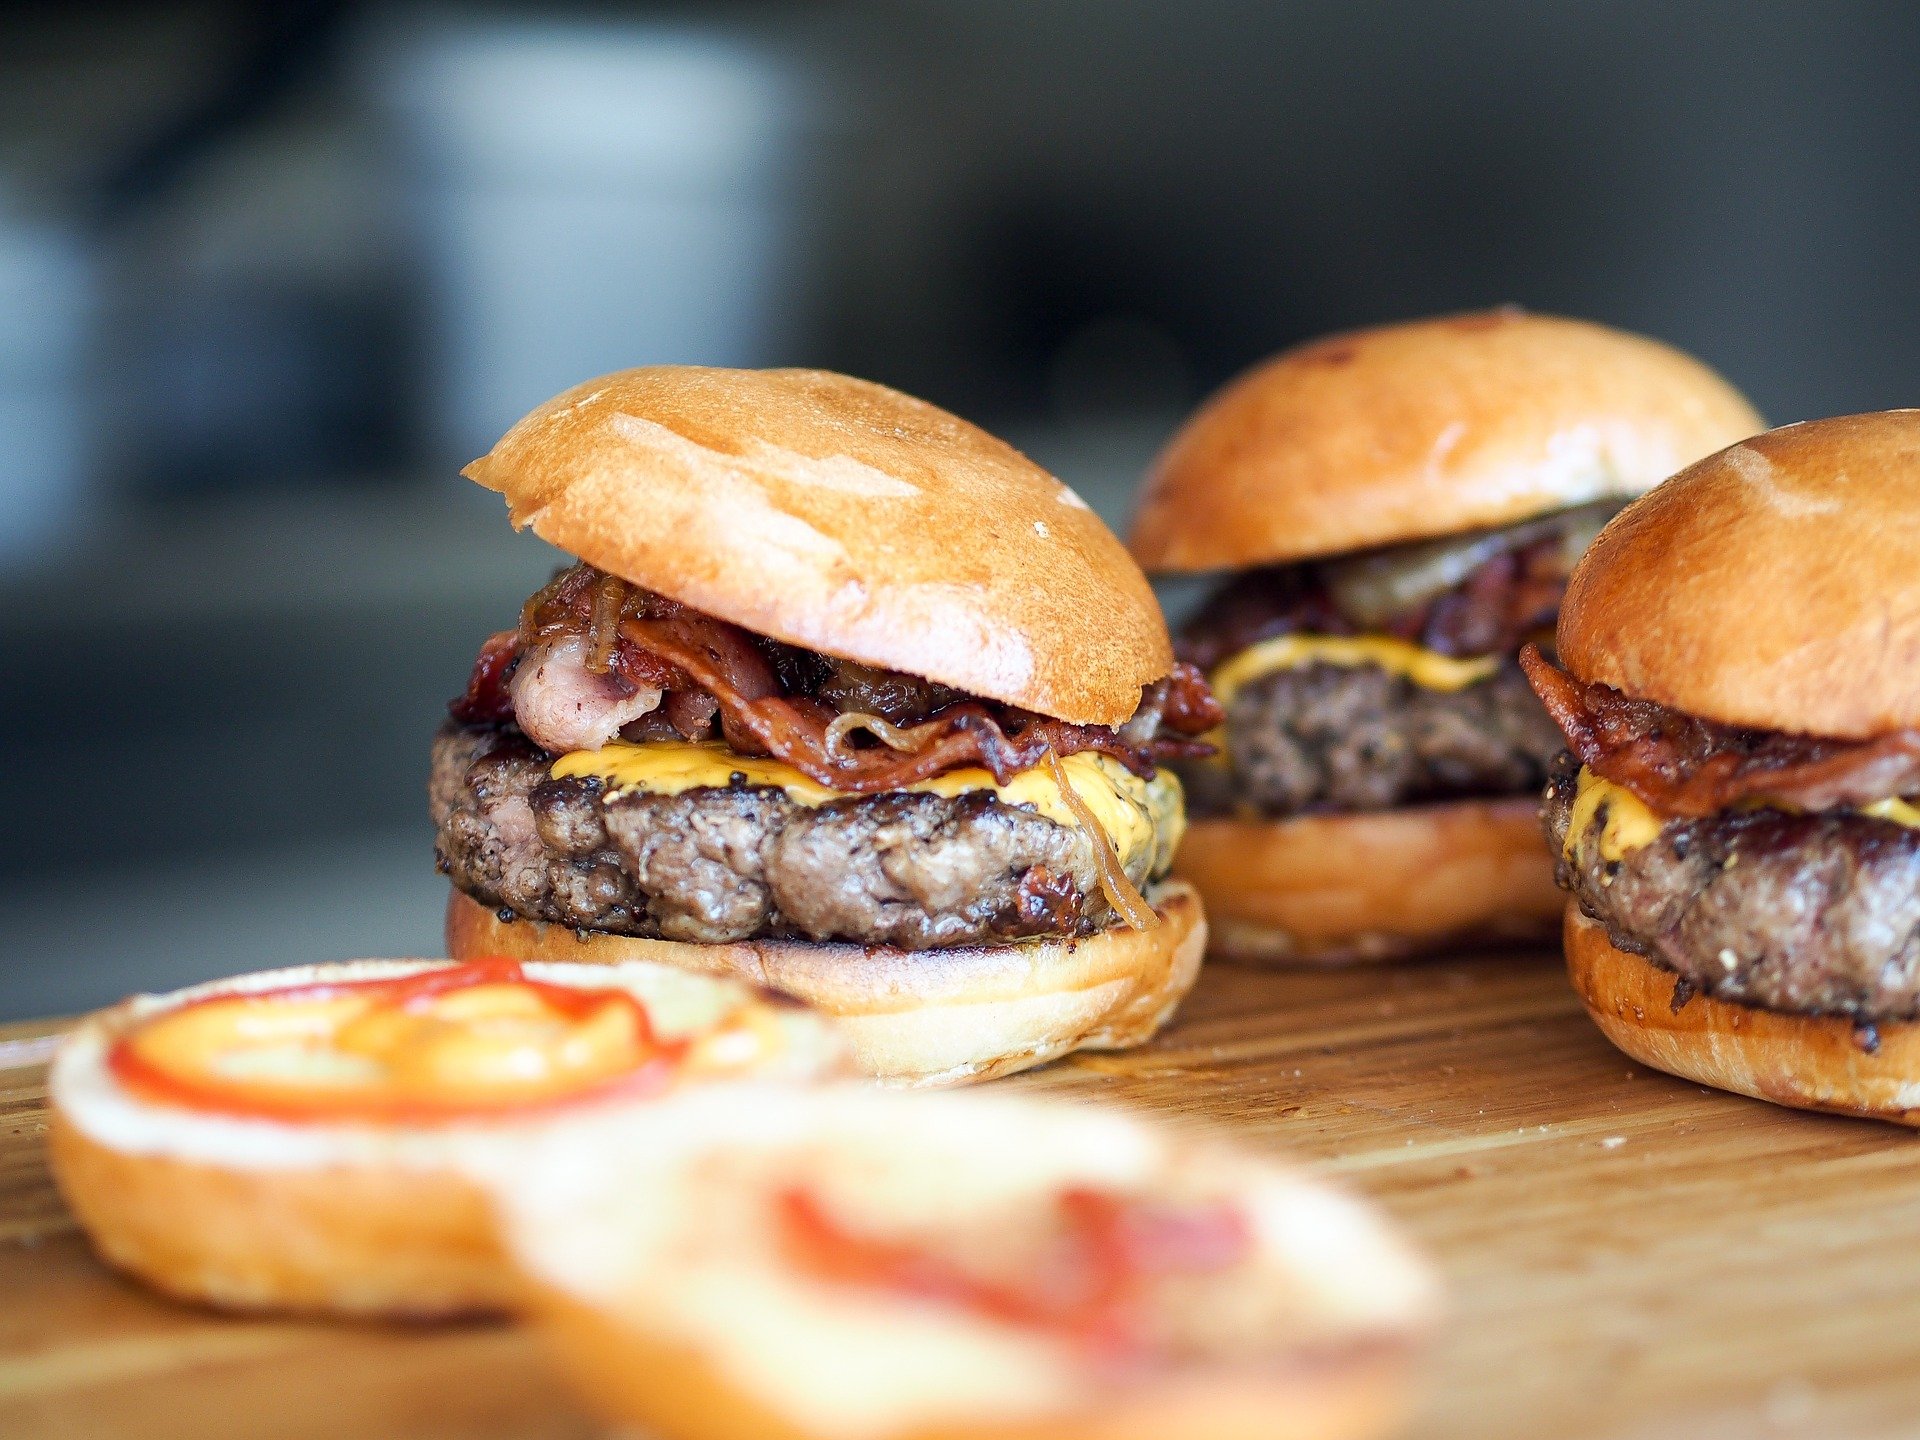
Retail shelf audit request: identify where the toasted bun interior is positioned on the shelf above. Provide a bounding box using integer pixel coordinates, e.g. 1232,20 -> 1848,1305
49,958 -> 848,1315
1130,310 -> 1762,572
488,1086 -> 1438,1440
1564,907 -> 1920,1125
1173,801 -> 1563,965
1559,410 -> 1920,737
446,884 -> 1206,1088
464,366 -> 1171,727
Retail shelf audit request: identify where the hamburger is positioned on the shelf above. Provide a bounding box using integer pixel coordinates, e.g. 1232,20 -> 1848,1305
432,367 -> 1218,1086
1128,309 -> 1761,963
1525,410 -> 1920,1124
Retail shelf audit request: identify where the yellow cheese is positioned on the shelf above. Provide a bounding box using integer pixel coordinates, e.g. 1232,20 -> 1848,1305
1860,797 -> 1920,829
1565,768 -> 1920,863
1207,634 -> 1499,708
1563,766 -> 1665,862
551,740 -> 1184,879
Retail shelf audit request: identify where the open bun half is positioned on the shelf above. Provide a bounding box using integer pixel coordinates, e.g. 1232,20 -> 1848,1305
446,883 -> 1206,1087
48,959 -> 848,1315
487,1085 -> 1439,1440
1564,907 -> 1920,1125
1172,800 -> 1562,965
1130,310 -> 1761,572
1559,410 -> 1920,738
463,366 -> 1172,728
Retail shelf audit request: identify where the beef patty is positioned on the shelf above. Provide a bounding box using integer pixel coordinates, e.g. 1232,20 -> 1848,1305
1543,752 -> 1920,1022
1183,661 -> 1563,818
431,723 -> 1168,950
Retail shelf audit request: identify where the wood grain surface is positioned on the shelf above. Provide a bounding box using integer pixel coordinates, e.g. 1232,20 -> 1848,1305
6,952 -> 1920,1440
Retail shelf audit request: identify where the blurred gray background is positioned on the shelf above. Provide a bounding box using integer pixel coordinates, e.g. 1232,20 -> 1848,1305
3,1 -> 1917,1018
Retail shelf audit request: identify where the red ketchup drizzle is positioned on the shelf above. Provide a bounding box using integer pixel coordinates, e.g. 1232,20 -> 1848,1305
776,1184 -> 1250,1361
107,958 -> 688,1125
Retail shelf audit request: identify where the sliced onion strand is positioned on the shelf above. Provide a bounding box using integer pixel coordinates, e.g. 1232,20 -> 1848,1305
1041,747 -> 1158,931
824,711 -> 948,763
585,575 -> 627,674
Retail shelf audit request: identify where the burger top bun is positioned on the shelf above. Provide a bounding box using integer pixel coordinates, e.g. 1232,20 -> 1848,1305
1130,310 -> 1762,572
1560,410 -> 1920,739
464,367 -> 1173,729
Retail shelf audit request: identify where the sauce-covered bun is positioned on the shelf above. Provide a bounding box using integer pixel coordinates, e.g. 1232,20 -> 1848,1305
48,959 -> 847,1316
491,1086 -> 1439,1440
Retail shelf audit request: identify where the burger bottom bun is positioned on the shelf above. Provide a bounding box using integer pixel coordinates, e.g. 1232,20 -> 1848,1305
1172,801 -> 1562,966
531,1284 -> 1420,1440
1564,906 -> 1920,1125
48,1114 -> 504,1317
446,883 -> 1207,1088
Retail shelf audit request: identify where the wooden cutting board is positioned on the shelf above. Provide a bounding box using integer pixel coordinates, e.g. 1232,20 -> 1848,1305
6,951 -> 1920,1440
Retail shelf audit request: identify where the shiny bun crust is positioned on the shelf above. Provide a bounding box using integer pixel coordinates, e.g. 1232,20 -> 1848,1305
464,366 -> 1172,728
446,883 -> 1206,1088
490,1087 -> 1438,1440
1172,801 -> 1563,965
1564,907 -> 1920,1125
1130,310 -> 1762,571
48,959 -> 849,1315
1559,410 -> 1920,738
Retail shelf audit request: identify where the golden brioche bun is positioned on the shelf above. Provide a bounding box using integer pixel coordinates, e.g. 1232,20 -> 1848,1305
1172,800 -> 1563,965
1560,410 -> 1920,737
1130,310 -> 1762,571
464,366 -> 1171,728
486,1086 -> 1439,1440
446,883 -> 1206,1088
48,959 -> 848,1316
1564,907 -> 1920,1125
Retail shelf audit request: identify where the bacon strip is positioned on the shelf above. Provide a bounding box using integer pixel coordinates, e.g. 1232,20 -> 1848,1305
1519,644 -> 1920,816
448,629 -> 520,724
626,612 -> 1204,790
452,564 -> 1216,789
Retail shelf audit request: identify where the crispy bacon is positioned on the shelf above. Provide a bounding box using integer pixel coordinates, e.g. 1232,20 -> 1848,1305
449,629 -> 520,724
1520,644 -> 1920,816
451,564 -> 1215,788
1159,662 -> 1226,734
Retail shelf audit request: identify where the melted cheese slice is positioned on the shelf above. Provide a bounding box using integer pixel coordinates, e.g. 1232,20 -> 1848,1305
1564,766 -> 1920,863
1208,634 -> 1499,708
1860,797 -> 1920,829
1563,767 -> 1665,861
551,741 -> 1184,880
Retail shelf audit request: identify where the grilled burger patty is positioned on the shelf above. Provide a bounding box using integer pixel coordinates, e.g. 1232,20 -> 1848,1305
1542,753 -> 1920,1022
432,723 -> 1168,950
1182,661 -> 1563,819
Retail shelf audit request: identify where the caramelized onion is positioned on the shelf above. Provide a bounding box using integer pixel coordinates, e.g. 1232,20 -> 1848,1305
1324,500 -> 1623,628
584,575 -> 627,674
518,566 -> 585,646
824,711 -> 948,762
1042,748 -> 1158,931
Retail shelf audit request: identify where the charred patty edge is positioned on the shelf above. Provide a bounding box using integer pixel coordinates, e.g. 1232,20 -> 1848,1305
1542,751 -> 1920,1024
432,722 -> 1171,951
